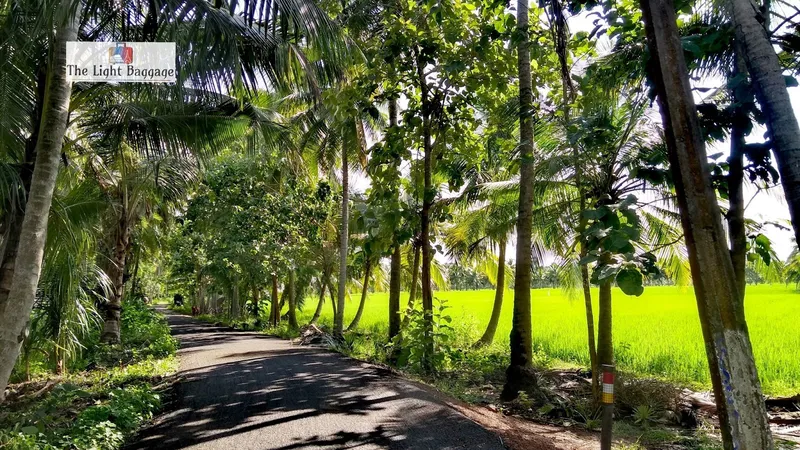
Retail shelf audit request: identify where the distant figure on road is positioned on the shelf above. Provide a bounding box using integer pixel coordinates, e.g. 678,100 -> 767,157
173,293 -> 184,307
191,306 -> 199,316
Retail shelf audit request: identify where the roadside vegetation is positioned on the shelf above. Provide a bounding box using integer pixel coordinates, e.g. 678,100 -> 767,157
0,300 -> 177,450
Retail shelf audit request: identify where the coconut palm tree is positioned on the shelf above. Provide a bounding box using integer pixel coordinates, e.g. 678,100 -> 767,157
0,0 -> 349,399
503,0 -> 537,400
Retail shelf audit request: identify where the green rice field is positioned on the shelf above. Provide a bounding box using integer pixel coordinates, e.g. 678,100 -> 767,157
297,284 -> 800,396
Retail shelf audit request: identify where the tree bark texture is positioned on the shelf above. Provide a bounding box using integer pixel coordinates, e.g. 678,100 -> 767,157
389,244 -> 402,339
640,1 -> 773,447
0,10 -> 80,401
100,210 -> 131,343
310,278 -> 326,324
502,0 -> 536,401
417,55 -> 435,372
335,146 -> 349,336
270,274 -> 280,326
729,0 -> 800,248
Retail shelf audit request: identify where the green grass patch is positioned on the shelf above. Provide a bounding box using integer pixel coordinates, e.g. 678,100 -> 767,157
296,284 -> 800,396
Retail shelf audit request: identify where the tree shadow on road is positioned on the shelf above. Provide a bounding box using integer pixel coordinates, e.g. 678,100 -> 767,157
126,314 -> 502,450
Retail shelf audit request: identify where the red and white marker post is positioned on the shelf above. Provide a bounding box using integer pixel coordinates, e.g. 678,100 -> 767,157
601,364 -> 615,450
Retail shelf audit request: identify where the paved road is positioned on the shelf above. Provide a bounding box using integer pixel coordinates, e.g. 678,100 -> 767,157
128,308 -> 507,450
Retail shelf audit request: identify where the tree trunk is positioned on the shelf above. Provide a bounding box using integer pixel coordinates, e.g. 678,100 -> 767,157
417,54 -> 435,373
729,0 -> 800,248
502,0 -> 536,401
476,242 -> 506,347
347,260 -> 371,331
389,244 -> 402,339
287,270 -> 298,328
402,242 -> 422,328
550,0 -> 598,393
327,277 -> 337,317
101,210 -> 131,343
728,48 -> 749,310
0,9 -> 80,401
252,286 -> 260,318
0,62 -> 45,315
335,146 -> 349,336
640,1 -> 773,448
270,274 -> 280,326
310,279 -> 326,324
231,281 -> 240,319
596,281 -> 613,368
198,275 -> 207,314
582,259 -> 598,398
388,97 -> 402,342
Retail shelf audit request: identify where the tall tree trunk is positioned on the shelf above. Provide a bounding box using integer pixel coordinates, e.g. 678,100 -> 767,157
0,9 -> 80,401
596,281 -> 613,369
347,260 -> 371,331
417,54 -> 435,372
389,244 -> 402,340
287,270 -> 298,328
388,97 -> 402,342
729,0 -> 800,247
476,242 -> 506,347
728,47 -> 749,310
101,210 -> 131,343
549,4 -> 599,391
310,279 -> 326,324
640,1 -> 773,448
502,0 -> 536,401
335,146 -> 349,336
0,63 -> 45,314
270,274 -> 280,326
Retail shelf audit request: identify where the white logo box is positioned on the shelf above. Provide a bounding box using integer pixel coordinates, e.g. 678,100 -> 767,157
66,42 -> 176,83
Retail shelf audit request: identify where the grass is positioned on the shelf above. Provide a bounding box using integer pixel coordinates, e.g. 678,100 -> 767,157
296,284 -> 800,396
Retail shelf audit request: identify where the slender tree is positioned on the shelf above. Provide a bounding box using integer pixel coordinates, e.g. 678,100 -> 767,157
503,0 -> 537,400
287,270 -> 299,329
0,6 -> 79,401
728,0 -> 800,247
476,241 -> 507,347
640,0 -> 772,447
347,259 -> 372,331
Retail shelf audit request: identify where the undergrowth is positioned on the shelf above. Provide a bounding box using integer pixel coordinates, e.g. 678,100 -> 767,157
0,299 -> 178,450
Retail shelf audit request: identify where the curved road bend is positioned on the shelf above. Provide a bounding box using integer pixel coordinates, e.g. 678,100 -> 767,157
127,308 -> 507,450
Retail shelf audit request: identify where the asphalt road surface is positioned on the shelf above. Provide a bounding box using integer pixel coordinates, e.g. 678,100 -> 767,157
127,308 -> 507,450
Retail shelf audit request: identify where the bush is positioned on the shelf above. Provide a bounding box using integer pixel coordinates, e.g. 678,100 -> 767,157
84,299 -> 177,369
1,301 -> 177,450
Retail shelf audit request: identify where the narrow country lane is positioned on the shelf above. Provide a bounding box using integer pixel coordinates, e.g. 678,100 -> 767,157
127,308 -> 508,450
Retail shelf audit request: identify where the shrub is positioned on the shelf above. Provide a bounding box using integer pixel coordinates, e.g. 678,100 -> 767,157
1,301 -> 177,450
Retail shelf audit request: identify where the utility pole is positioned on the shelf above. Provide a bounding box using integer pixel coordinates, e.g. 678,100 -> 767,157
601,364 -> 615,450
